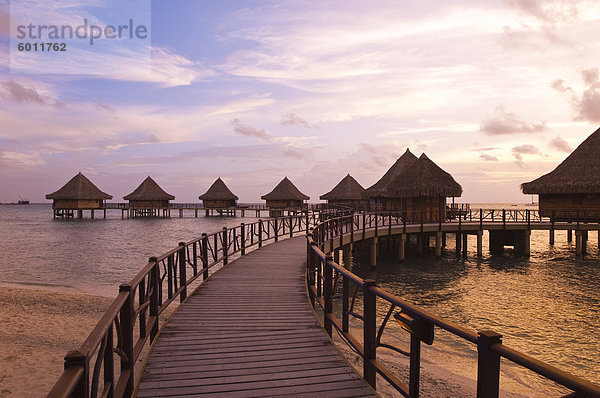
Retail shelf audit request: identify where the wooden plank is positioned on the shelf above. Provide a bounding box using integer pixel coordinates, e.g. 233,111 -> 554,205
138,237 -> 374,397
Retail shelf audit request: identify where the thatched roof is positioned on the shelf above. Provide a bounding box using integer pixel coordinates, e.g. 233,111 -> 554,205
365,148 -> 418,198
199,178 -> 238,201
320,174 -> 365,200
261,177 -> 309,201
386,153 -> 462,197
123,176 -> 175,201
46,172 -> 112,200
522,127 -> 600,194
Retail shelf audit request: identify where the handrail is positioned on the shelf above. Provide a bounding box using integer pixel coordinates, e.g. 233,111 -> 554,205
306,213 -> 600,398
47,204 -> 350,398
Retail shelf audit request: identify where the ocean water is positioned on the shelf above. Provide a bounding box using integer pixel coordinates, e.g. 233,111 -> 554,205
0,203 -> 259,296
346,203 -> 599,395
1,203 -> 598,395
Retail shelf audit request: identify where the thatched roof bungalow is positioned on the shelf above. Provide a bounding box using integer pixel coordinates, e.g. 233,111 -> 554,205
386,153 -> 462,221
261,177 -> 309,215
364,148 -> 418,210
522,127 -> 600,221
124,176 -> 174,211
199,178 -> 238,209
320,174 -> 365,209
46,172 -> 112,209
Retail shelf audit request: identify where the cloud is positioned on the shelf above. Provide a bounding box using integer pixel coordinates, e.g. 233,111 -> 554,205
480,153 -> 499,161
1,81 -> 45,104
549,136 -> 572,152
554,68 -> 600,123
513,144 -> 541,154
0,80 -> 67,108
231,119 -> 272,141
283,148 -> 309,160
480,107 -> 547,135
0,7 -> 8,36
551,79 -> 572,93
280,113 -> 318,129
502,0 -> 578,22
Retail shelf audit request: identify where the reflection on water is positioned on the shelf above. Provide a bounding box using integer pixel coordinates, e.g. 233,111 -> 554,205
0,204 -> 263,296
349,231 -> 600,395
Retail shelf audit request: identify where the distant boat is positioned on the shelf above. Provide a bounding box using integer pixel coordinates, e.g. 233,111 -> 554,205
18,194 -> 29,205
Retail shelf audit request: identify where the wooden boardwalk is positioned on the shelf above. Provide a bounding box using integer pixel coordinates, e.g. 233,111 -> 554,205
137,237 -> 375,397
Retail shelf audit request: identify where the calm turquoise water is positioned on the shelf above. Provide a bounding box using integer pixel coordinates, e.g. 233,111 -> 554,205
1,203 -> 598,395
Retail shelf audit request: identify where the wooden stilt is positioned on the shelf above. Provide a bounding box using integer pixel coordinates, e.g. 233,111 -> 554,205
398,234 -> 406,262
369,237 -> 377,267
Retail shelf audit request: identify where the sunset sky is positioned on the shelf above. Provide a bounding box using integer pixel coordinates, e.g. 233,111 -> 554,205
1,0 -> 600,203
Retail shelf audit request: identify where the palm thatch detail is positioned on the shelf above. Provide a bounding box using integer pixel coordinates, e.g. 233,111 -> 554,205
199,178 -> 239,201
522,127 -> 600,194
124,176 -> 175,201
46,172 -> 112,200
320,174 -> 365,200
261,177 -> 309,201
386,154 -> 462,197
365,148 -> 418,198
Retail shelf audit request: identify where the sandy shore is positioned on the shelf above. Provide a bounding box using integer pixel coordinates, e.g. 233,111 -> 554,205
0,287 -> 113,398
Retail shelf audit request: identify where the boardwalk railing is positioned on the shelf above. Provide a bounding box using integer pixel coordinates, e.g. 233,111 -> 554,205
306,213 -> 600,398
47,206 -> 349,398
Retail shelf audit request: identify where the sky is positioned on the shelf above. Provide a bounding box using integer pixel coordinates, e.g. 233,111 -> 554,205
1,0 -> 600,203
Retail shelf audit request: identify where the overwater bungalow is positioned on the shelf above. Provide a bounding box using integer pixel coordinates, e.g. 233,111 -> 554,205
261,177 -> 309,217
199,177 -> 239,216
320,174 -> 366,210
364,148 -> 418,210
385,153 -> 462,222
45,172 -> 112,219
123,176 -> 174,217
522,127 -> 600,221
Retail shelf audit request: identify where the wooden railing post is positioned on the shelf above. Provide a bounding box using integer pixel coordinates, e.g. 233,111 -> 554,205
104,324 -> 115,398
290,215 -> 294,238
480,208 -> 483,229
149,257 -> 159,341
274,218 -> 279,242
201,233 -> 209,280
329,220 -> 334,254
409,332 -> 421,397
192,242 -> 198,276
502,209 -> 506,229
222,228 -> 228,265
258,219 -> 263,248
178,242 -> 187,302
167,254 -> 174,299
118,284 -> 135,397
323,255 -> 333,337
363,279 -> 377,390
342,274 -> 349,333
64,350 -> 89,397
477,331 -> 502,398
241,223 -> 246,255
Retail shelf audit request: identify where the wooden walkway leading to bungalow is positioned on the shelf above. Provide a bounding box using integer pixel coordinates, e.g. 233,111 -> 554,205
137,237 -> 375,398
